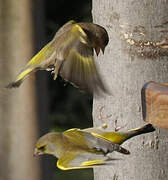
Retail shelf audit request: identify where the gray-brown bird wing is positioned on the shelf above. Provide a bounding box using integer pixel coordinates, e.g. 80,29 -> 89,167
63,128 -> 130,155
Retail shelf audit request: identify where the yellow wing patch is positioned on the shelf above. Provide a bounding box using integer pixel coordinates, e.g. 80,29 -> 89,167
27,42 -> 54,67
63,128 -> 89,148
16,68 -> 33,82
71,24 -> 87,44
91,132 -> 127,145
14,43 -> 54,83
57,152 -> 107,170
69,49 -> 96,75
57,152 -> 78,170
81,159 -> 105,166
71,24 -> 87,37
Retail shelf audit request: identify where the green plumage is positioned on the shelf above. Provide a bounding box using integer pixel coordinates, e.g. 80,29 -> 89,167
34,124 -> 155,170
6,20 -> 109,95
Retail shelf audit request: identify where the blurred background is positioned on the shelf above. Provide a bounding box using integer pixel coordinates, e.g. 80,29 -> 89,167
0,0 -> 93,180
35,0 -> 93,179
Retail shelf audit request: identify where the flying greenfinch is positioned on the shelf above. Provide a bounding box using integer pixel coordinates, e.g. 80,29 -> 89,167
6,20 -> 109,94
34,123 -> 155,170
34,128 -> 130,170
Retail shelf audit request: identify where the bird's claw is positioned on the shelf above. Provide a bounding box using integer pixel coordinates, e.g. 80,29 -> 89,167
51,70 -> 55,74
50,69 -> 58,80
46,68 -> 54,71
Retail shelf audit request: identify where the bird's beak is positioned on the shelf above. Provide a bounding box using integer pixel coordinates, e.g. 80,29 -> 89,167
101,47 -> 105,54
33,148 -> 43,156
95,47 -> 100,56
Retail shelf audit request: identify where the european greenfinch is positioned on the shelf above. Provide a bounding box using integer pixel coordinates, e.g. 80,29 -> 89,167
34,128 -> 130,170
34,123 -> 155,170
6,20 -> 109,94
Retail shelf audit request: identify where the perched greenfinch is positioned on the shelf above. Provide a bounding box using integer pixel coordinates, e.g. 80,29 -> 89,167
34,128 -> 130,170
6,20 -> 109,94
34,123 -> 155,170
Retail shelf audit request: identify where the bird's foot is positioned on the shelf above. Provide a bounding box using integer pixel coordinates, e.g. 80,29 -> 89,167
51,69 -> 58,80
51,70 -> 55,74
46,67 -> 54,71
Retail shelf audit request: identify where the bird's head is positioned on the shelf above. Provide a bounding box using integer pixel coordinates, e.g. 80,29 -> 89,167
87,24 -> 109,56
34,132 -> 61,157
78,22 -> 109,56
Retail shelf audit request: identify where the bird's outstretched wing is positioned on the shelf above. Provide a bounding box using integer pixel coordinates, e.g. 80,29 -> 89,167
55,24 -> 108,94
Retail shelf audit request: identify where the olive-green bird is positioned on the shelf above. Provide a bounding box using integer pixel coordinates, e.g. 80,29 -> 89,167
6,20 -> 109,94
34,128 -> 130,170
34,124 -> 155,170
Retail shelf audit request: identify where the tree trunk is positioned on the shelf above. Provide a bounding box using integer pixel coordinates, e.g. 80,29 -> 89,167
0,0 -> 40,180
92,0 -> 168,179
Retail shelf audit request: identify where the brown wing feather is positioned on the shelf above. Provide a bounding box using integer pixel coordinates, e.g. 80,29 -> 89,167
59,41 -> 108,94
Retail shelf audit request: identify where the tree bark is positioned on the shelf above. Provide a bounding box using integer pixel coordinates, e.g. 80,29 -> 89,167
92,0 -> 168,179
0,0 -> 40,180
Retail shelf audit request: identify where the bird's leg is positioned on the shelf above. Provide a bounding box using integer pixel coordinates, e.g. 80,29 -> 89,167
114,119 -> 127,132
98,106 -> 112,129
52,60 -> 63,80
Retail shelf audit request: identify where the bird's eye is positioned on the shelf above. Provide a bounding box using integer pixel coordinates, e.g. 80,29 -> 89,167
38,146 -> 45,151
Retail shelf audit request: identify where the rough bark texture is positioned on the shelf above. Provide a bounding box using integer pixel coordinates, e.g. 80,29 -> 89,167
0,0 -> 40,180
92,0 -> 168,179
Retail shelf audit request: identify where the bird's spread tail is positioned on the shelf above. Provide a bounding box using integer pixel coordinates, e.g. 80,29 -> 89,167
127,124 -> 155,139
6,68 -> 33,88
